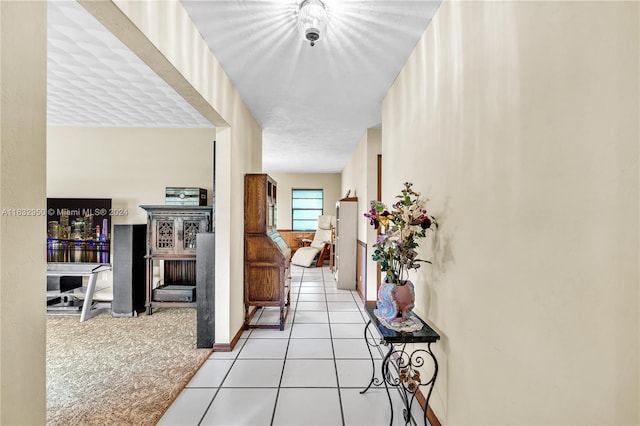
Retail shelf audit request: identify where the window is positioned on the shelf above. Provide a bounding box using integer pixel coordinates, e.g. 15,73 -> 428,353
292,189 -> 323,231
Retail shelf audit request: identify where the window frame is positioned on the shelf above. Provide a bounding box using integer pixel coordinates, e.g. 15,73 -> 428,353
291,188 -> 324,231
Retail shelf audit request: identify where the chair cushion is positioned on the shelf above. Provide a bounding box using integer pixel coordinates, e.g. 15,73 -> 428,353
291,246 -> 320,267
310,228 -> 331,249
317,215 -> 333,230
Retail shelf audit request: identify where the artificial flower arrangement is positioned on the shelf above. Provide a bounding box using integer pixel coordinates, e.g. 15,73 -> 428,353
364,182 -> 437,286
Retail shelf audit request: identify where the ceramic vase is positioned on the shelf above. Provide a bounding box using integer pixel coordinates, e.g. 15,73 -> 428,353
376,280 -> 415,322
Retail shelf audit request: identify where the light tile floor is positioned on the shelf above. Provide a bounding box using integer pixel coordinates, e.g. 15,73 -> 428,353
158,265 -> 426,426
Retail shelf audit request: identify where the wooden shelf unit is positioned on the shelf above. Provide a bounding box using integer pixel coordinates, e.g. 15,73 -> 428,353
334,197 -> 358,290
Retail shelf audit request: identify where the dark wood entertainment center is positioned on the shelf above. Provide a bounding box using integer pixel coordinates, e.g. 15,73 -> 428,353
140,205 -> 213,314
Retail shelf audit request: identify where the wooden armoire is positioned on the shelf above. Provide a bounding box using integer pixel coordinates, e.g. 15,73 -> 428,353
244,174 -> 291,330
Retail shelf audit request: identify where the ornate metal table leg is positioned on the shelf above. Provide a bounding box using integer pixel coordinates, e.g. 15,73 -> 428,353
380,346 -> 396,426
360,320 -> 398,426
420,342 -> 439,426
360,320 -> 378,393
394,343 -> 439,426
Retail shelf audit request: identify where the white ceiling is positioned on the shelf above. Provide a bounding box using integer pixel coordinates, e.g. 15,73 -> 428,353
47,1 -> 213,129
47,0 -> 440,173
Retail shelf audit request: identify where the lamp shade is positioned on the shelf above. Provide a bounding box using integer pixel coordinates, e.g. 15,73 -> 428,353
297,0 -> 327,46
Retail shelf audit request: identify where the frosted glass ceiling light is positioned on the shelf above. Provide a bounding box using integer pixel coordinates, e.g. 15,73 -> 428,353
297,0 -> 327,47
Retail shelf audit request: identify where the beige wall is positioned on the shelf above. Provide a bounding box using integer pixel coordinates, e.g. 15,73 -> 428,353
47,127 -> 215,224
341,129 -> 381,300
268,173 -> 341,230
47,127 -> 215,287
0,1 -> 46,424
381,1 -> 639,424
81,0 -> 263,343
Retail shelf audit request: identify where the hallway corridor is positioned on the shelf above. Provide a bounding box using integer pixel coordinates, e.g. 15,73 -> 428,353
158,265 -> 426,425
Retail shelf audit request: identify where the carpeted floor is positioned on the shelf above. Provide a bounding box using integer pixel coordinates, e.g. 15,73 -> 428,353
46,308 -> 212,426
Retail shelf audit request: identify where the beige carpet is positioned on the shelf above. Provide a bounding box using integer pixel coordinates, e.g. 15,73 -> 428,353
47,308 -> 212,426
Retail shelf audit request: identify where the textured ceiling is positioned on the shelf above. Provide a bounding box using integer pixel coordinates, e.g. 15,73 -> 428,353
47,1 -> 440,173
47,1 -> 213,129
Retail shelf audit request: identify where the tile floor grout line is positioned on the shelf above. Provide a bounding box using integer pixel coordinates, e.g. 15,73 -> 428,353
269,264 -> 303,425
196,337 -> 249,425
323,265 -> 347,426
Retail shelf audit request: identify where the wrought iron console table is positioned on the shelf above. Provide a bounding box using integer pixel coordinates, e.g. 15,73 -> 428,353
361,304 -> 440,426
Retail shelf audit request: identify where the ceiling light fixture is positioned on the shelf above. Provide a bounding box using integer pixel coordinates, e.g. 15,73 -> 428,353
297,0 -> 327,47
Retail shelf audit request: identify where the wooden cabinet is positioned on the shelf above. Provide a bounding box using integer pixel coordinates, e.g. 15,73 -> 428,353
334,197 -> 358,290
140,205 -> 212,314
244,174 -> 291,330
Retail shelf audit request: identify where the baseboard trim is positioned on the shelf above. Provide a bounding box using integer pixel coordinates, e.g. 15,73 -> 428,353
414,387 -> 441,426
212,324 -> 245,352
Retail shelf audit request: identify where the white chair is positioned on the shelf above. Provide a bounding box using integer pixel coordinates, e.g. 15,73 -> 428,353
290,215 -> 335,267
